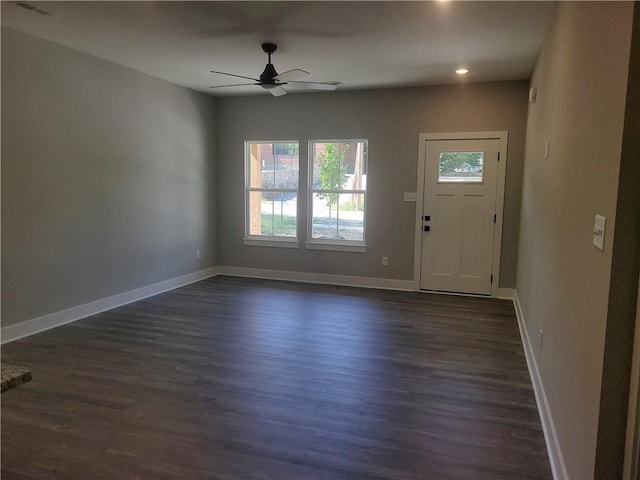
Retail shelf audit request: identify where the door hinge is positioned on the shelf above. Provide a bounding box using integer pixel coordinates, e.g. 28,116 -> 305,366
493,214 -> 497,224
498,151 -> 501,162
490,274 -> 494,284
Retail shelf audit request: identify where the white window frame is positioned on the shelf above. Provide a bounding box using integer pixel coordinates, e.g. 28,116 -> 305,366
244,140 -> 300,248
306,139 -> 368,253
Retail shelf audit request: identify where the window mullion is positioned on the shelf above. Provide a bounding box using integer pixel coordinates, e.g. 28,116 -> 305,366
336,193 -> 340,239
311,189 -> 364,195
250,188 -> 298,193
270,196 -> 275,236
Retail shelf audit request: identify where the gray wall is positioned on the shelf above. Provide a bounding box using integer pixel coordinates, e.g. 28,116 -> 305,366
515,3 -> 635,478
216,81 -> 529,286
1,28 -> 217,327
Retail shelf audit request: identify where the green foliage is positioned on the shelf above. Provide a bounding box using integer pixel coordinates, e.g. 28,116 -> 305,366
438,151 -> 483,174
317,143 -> 349,213
261,213 -> 297,237
340,197 -> 365,212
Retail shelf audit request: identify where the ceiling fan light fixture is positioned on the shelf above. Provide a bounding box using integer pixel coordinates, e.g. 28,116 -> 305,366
455,68 -> 469,75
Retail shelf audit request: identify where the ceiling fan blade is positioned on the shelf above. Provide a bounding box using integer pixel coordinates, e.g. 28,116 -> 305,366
209,83 -> 260,89
286,81 -> 341,91
266,85 -> 288,97
210,70 -> 260,82
274,69 -> 310,82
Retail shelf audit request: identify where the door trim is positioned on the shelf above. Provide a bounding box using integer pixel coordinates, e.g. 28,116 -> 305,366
623,274 -> 640,480
413,131 -> 509,297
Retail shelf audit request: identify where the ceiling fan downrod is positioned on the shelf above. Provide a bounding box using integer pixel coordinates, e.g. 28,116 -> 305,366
260,43 -> 280,86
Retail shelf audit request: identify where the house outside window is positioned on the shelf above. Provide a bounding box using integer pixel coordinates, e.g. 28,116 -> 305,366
308,140 -> 368,252
244,141 -> 299,247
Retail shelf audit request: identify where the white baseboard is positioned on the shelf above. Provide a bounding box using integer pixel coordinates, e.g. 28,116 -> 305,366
1,266 -> 220,344
513,291 -> 568,480
498,287 -> 515,300
216,266 -> 415,292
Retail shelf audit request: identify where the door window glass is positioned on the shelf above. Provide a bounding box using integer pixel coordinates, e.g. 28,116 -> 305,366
438,151 -> 484,182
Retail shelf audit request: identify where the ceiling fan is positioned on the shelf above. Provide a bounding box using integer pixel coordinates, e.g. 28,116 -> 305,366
209,43 -> 341,97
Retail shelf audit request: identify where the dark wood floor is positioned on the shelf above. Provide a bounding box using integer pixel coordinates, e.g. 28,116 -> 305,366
1,276 -> 551,479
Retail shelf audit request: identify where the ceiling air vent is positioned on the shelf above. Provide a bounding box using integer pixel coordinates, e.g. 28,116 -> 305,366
15,2 -> 51,16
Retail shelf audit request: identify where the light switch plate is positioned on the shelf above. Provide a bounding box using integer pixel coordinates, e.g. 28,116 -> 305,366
593,215 -> 606,251
403,192 -> 416,202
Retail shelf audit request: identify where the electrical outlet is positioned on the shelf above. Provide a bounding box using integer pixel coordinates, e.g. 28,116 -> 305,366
381,257 -> 389,266
196,250 -> 201,259
539,329 -> 543,350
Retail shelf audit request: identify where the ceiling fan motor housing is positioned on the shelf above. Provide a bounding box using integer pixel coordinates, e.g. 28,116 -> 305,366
260,63 -> 279,86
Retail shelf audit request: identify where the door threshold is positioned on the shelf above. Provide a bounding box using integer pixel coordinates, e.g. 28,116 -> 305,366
418,289 -> 492,298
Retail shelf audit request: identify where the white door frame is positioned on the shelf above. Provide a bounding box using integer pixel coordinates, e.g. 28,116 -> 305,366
623,274 -> 640,480
413,131 -> 509,297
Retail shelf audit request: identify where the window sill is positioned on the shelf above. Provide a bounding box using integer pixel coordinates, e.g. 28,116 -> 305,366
305,242 -> 367,253
243,238 -> 299,249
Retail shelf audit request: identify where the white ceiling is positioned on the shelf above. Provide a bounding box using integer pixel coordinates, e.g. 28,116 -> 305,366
1,1 -> 556,96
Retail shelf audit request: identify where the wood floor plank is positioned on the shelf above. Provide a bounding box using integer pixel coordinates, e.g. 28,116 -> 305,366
2,276 -> 552,479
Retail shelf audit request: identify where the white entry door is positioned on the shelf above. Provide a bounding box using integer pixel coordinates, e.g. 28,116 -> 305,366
419,138 -> 501,294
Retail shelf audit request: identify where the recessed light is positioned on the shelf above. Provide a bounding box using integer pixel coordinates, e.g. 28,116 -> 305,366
456,68 -> 469,75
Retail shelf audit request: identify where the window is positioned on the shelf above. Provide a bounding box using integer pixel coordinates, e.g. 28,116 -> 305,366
245,141 -> 299,246
274,143 -> 299,156
438,151 -> 484,183
308,140 -> 367,251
